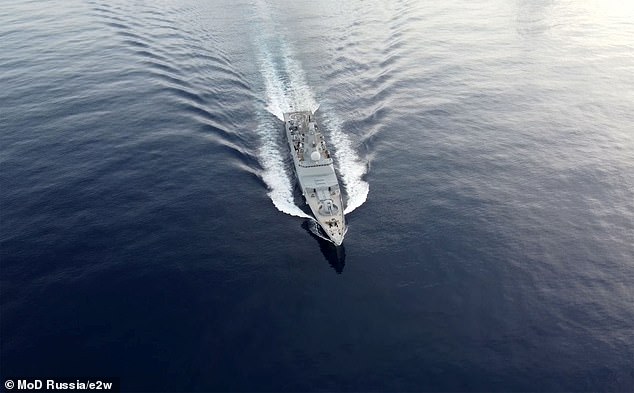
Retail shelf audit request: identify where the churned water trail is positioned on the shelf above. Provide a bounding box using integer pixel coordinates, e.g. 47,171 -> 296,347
320,111 -> 370,214
259,48 -> 319,121
253,5 -> 369,217
255,116 -> 311,219
255,48 -> 311,218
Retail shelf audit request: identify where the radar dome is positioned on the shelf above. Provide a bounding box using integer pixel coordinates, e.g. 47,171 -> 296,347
310,151 -> 321,161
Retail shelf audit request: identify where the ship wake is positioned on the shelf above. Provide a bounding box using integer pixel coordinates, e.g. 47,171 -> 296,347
254,11 -> 368,219
320,112 -> 370,214
255,117 -> 311,219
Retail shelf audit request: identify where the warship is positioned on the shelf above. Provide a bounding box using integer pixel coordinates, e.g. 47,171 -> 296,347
284,111 -> 346,245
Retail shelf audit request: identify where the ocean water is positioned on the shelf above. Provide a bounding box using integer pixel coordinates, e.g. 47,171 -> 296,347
1,0 -> 633,391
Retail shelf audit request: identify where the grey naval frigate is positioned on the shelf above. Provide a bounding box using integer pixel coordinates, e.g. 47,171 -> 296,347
284,111 -> 346,245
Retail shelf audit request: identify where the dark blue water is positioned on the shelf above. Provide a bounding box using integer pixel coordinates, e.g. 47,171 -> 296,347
2,0 -> 633,391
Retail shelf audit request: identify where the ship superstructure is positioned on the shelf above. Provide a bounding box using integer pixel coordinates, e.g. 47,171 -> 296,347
284,111 -> 346,245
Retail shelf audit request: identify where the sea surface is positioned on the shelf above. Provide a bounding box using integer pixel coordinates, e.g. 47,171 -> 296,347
1,0 -> 633,391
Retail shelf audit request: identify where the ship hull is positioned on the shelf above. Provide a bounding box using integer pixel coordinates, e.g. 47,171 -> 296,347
283,111 -> 346,245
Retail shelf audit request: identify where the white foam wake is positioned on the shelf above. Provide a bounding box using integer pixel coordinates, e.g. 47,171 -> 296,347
320,112 -> 370,214
261,44 -> 319,121
253,47 -> 309,218
275,45 -> 369,214
255,117 -> 311,219
254,12 -> 368,218
254,45 -> 319,219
